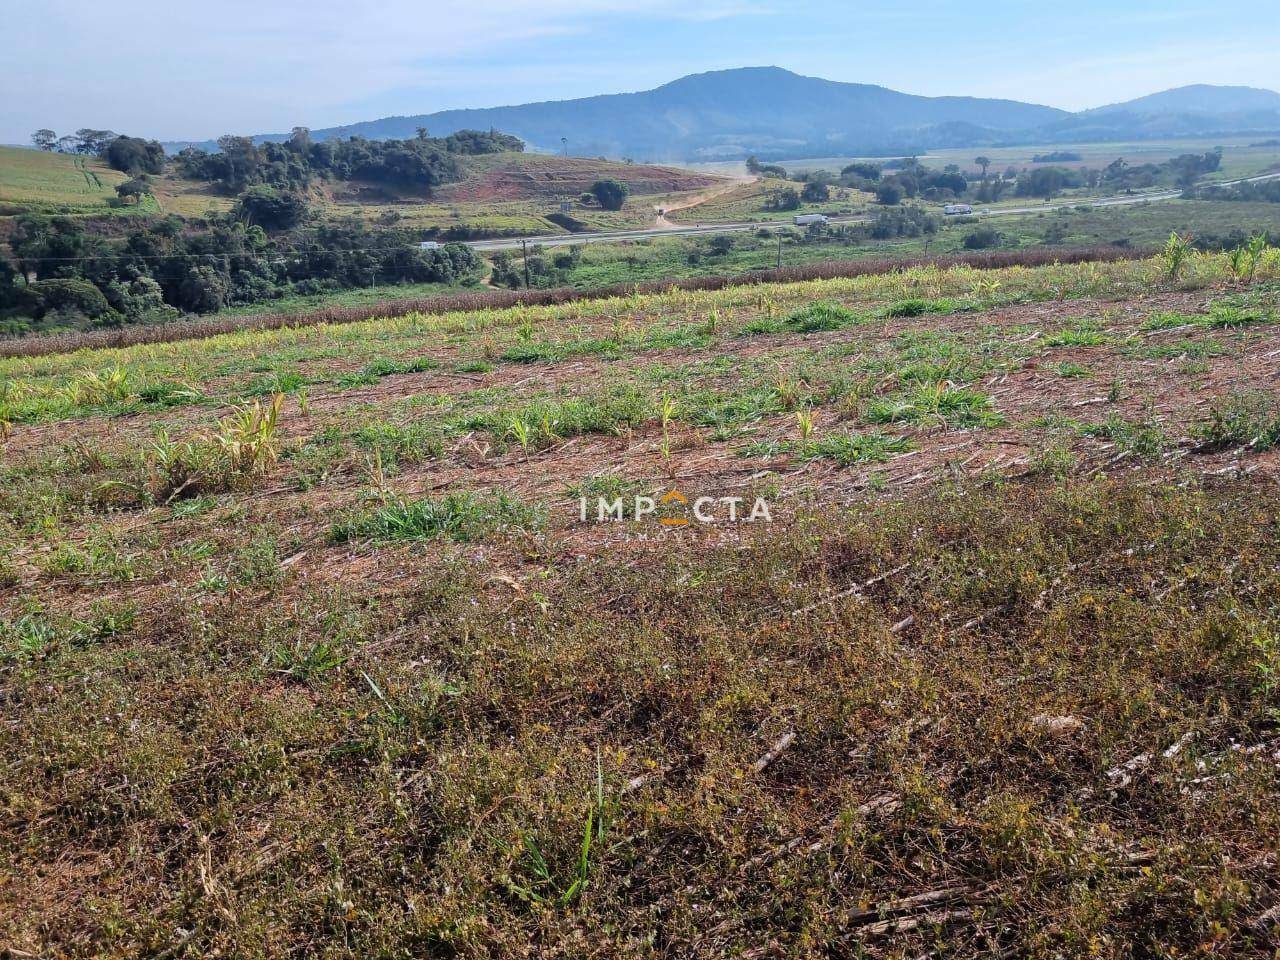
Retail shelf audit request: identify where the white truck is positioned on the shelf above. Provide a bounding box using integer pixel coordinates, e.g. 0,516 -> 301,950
793,214 -> 829,226
418,241 -> 442,250
943,204 -> 974,216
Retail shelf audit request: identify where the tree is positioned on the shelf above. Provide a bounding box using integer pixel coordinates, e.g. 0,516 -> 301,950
115,177 -> 153,205
9,215 -> 90,279
0,257 -> 20,309
875,182 -> 904,206
74,129 -> 118,155
32,129 -> 57,151
745,155 -> 763,175
26,278 -> 114,322
590,179 -> 629,211
764,187 -> 800,211
289,126 -> 312,152
177,265 -> 229,313
800,181 -> 830,203
974,156 -> 992,179
216,135 -> 262,192
840,161 -> 881,181
1016,167 -> 1068,200
235,185 -> 309,230
962,226 -> 1003,250
104,136 -> 166,175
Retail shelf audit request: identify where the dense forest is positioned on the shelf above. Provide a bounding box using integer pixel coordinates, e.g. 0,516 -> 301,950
175,128 -> 524,193
0,215 -> 482,336
3,126 -> 528,335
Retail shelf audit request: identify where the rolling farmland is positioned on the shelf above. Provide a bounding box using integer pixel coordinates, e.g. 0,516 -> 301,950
4,249 -> 1280,955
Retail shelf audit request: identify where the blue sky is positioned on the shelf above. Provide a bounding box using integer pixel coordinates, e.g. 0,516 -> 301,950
3,0 -> 1278,143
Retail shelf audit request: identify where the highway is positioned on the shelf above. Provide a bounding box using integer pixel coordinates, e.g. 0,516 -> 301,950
466,171 -> 1280,253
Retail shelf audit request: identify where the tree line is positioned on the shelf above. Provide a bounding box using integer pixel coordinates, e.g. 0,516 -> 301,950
175,127 -> 523,194
749,148 -> 1227,209
0,214 -> 482,337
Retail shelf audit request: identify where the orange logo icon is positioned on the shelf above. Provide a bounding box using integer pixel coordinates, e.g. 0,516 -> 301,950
659,490 -> 689,526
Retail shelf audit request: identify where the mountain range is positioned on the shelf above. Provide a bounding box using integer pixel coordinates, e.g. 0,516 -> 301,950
167,68 -> 1280,162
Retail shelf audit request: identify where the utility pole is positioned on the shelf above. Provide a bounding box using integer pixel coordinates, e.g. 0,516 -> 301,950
776,233 -> 783,269
521,239 -> 531,289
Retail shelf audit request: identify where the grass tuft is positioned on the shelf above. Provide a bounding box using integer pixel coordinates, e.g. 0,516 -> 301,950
331,491 -> 543,543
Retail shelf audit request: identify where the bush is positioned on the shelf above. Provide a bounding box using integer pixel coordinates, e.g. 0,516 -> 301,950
590,179 -> 630,211
841,161 -> 881,181
875,183 -> 904,205
962,227 -> 1003,250
103,136 -> 165,175
178,266 -> 230,313
235,186 -> 309,231
800,181 -> 830,203
25,278 -> 114,323
765,187 -> 801,211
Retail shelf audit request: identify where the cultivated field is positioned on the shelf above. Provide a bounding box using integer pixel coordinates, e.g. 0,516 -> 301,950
0,145 -> 139,216
0,146 -> 723,236
4,250 -> 1280,956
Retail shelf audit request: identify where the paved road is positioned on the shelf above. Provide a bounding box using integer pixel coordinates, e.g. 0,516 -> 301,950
466,171 -> 1280,253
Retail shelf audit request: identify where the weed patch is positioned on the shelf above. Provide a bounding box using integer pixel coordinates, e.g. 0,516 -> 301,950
331,492 -> 543,543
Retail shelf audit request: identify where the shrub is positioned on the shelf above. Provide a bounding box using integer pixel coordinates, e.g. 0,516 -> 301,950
590,179 -> 630,211
962,227 -> 1003,250
875,182 -> 903,205
235,185 -> 309,230
800,181 -> 830,203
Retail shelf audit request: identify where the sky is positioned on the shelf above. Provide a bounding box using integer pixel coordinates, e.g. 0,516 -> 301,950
3,0 -> 1279,144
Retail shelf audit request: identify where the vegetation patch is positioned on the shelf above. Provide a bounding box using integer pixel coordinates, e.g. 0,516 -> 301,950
1195,391 -> 1280,451
798,429 -> 914,465
864,384 -> 1004,428
784,300 -> 863,332
883,297 -> 962,318
453,388 -> 653,451
330,491 -> 542,543
1081,413 -> 1169,459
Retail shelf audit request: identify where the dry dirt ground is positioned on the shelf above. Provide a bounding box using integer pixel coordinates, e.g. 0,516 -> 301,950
3,258 -> 1280,957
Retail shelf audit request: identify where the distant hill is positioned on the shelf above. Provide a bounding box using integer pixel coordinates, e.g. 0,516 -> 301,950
168,67 -> 1069,161
1038,84 -> 1280,142
1086,84 -> 1280,117
165,69 -> 1280,162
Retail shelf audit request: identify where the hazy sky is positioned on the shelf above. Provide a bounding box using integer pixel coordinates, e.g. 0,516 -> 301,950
4,0 -> 1279,143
